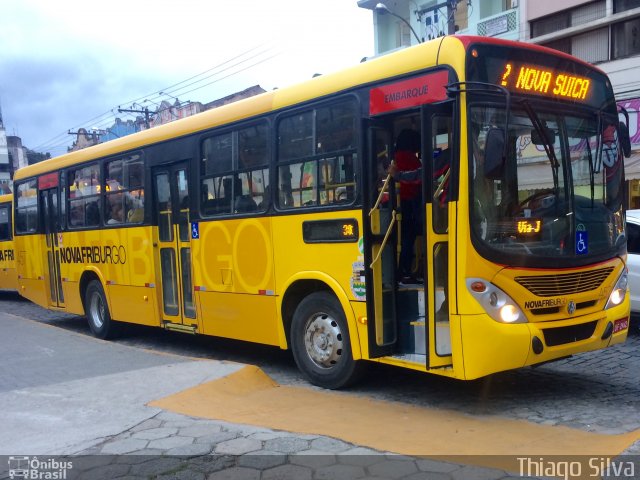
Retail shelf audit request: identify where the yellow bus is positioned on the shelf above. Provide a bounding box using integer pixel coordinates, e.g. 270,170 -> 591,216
0,194 -> 17,291
13,35 -> 632,388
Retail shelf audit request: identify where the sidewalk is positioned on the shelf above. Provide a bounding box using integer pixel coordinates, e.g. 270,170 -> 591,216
68,411 -> 513,480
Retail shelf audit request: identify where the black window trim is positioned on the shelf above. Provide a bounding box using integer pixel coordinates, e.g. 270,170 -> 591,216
13,177 -> 39,236
0,202 -> 12,241
273,94 -> 361,213
198,118 -> 272,219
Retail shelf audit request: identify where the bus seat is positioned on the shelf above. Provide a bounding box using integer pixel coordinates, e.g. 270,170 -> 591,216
85,202 -> 100,226
234,195 -> 257,213
127,208 -> 143,223
202,197 -> 232,215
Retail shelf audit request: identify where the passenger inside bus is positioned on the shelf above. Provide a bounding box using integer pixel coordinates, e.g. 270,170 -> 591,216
232,177 -> 257,213
85,200 -> 100,226
107,201 -> 124,224
393,129 -> 423,285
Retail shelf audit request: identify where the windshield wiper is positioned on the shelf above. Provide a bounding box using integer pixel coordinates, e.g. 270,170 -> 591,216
586,133 -> 595,206
521,100 -> 559,192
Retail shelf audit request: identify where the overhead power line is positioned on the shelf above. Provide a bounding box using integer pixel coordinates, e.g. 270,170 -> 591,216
32,42 -> 280,154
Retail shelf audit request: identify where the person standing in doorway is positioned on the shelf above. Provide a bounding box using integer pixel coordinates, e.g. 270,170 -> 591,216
393,129 -> 422,285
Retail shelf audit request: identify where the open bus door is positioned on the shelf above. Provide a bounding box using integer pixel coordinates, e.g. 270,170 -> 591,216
366,102 -> 454,370
422,103 -> 454,369
152,161 -> 198,333
367,124 -> 397,357
39,174 -> 65,309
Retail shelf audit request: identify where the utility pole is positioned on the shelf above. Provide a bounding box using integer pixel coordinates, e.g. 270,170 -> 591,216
118,107 -> 151,129
419,0 -> 458,37
448,1 -> 456,34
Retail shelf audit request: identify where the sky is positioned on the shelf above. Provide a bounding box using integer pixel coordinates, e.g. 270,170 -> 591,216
0,0 -> 374,157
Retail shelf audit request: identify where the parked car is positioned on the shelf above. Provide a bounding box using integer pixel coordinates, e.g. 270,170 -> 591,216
626,210 -> 640,331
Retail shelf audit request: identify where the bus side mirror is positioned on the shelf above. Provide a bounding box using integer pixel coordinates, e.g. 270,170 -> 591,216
531,126 -> 555,146
484,127 -> 505,180
619,121 -> 631,158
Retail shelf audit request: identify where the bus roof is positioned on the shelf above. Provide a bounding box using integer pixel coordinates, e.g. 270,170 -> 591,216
15,35 -> 603,181
455,35 -> 606,74
0,194 -> 12,204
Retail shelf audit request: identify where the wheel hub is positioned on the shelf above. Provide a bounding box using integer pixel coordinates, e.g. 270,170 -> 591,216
90,293 -> 104,328
304,313 -> 343,369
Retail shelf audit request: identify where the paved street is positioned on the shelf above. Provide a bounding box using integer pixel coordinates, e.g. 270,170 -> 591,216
1,290 -> 640,479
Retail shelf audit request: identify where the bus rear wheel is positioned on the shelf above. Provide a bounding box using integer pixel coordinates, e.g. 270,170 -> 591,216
290,292 -> 363,389
84,280 -> 119,339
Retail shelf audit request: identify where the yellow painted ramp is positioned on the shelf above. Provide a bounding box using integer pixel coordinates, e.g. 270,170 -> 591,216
150,365 -> 640,472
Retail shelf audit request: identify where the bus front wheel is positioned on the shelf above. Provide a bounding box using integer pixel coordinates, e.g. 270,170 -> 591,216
84,280 -> 119,339
290,292 -> 363,389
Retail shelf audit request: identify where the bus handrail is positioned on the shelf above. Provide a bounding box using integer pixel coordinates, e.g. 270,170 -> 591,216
369,161 -> 395,216
370,209 -> 396,268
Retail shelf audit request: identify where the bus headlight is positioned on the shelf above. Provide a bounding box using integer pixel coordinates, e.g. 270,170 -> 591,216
605,269 -> 628,310
466,278 -> 527,324
500,304 -> 521,323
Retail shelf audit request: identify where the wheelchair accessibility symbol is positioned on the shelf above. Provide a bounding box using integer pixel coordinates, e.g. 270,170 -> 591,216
191,222 -> 199,239
575,231 -> 588,255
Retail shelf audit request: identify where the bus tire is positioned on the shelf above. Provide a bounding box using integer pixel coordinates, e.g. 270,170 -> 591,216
290,291 -> 363,389
84,280 -> 119,339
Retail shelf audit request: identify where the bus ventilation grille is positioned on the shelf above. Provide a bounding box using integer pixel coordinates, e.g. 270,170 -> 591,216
514,267 -> 614,297
542,321 -> 597,346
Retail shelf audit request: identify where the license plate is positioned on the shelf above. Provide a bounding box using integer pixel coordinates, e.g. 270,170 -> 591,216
613,318 -> 629,334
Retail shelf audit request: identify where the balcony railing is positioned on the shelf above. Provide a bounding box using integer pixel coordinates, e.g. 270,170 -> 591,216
477,9 -> 518,38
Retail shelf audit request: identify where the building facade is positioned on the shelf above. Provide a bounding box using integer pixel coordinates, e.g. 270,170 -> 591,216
0,107 -> 11,193
523,0 -> 640,207
99,118 -> 140,143
357,0 -> 520,55
7,136 -> 28,172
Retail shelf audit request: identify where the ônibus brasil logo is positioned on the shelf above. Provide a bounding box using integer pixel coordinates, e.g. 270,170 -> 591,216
8,456 -> 72,479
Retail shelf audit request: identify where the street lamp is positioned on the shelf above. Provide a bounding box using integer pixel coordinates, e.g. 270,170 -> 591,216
375,2 -> 422,44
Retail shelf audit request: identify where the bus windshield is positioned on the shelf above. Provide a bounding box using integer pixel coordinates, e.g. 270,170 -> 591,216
469,101 -> 625,268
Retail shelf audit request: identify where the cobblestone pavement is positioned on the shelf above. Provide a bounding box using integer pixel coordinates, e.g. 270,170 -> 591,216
63,411 -> 521,480
2,291 -> 640,479
3,291 -> 639,435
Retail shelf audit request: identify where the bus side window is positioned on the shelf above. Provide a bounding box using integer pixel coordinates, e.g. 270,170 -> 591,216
0,206 -> 9,240
432,115 -> 452,234
85,199 -> 100,226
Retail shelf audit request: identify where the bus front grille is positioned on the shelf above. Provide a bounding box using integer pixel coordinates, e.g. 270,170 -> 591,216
515,267 -> 614,297
542,321 -> 597,346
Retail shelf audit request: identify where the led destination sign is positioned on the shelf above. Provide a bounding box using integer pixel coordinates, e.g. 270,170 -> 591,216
517,218 -> 542,235
467,44 -> 609,109
516,218 -> 543,241
499,63 -> 591,101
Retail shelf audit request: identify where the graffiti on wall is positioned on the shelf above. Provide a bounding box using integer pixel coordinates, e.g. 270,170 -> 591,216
618,98 -> 640,147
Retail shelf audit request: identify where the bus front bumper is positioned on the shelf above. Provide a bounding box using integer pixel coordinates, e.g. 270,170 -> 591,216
460,305 -> 629,380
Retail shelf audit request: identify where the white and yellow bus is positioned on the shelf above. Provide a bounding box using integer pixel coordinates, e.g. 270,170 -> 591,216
0,194 -> 17,291
12,35 -> 631,388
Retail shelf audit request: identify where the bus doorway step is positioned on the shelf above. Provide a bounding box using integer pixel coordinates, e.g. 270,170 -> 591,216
388,353 -> 426,364
162,321 -> 198,334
